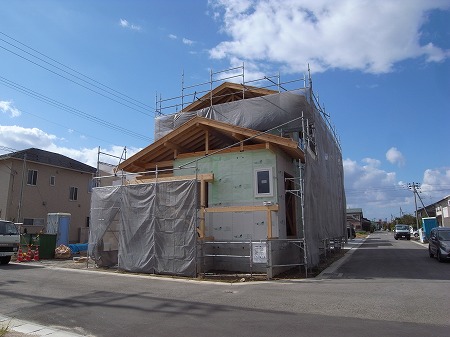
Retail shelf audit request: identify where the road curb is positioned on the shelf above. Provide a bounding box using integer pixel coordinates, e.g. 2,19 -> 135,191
0,314 -> 87,337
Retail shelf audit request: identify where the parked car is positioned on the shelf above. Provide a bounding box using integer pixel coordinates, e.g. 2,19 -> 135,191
428,227 -> 450,262
0,219 -> 20,264
394,224 -> 410,240
409,226 -> 419,238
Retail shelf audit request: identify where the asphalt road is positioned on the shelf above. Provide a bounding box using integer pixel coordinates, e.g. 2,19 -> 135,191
1,231 -> 449,337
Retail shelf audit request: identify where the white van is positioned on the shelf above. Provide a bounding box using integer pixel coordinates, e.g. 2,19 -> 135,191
0,220 -> 20,264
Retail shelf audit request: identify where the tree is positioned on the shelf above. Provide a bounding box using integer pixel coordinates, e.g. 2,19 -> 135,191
393,214 -> 417,228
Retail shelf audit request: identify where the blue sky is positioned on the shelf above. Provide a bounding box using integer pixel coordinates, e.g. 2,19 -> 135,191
1,0 -> 449,221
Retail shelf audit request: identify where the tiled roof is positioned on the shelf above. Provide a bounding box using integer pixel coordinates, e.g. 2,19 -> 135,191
0,148 -> 96,173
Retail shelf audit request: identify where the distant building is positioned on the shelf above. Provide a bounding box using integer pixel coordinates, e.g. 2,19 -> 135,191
347,208 -> 363,231
0,148 -> 96,243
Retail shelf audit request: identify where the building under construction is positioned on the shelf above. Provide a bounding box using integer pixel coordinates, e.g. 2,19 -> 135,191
88,66 -> 346,278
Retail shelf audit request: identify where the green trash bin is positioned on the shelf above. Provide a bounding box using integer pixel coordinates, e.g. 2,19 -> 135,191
20,233 -> 32,245
31,234 -> 57,259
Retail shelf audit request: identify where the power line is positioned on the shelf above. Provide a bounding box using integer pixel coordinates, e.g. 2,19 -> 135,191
0,145 -> 19,153
0,75 -> 152,142
7,106 -> 137,147
0,33 -> 154,117
0,31 -> 153,112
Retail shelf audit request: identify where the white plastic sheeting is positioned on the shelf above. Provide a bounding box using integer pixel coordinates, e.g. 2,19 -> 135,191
88,180 -> 197,277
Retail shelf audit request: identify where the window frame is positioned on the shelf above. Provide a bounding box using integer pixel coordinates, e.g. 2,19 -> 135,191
254,167 -> 273,197
27,169 -> 38,186
50,175 -> 55,186
69,186 -> 78,201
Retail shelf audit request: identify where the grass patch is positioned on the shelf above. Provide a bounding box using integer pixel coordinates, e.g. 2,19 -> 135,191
355,232 -> 369,238
0,321 -> 10,337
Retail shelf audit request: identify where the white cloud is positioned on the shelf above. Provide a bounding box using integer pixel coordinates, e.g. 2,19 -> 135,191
168,34 -> 177,39
0,125 -> 141,170
420,168 -> 450,198
0,101 -> 21,117
182,38 -> 195,45
208,0 -> 450,74
119,18 -> 142,31
343,157 -> 410,220
45,144 -> 137,168
386,147 -> 406,166
343,155 -> 450,220
0,125 -> 56,149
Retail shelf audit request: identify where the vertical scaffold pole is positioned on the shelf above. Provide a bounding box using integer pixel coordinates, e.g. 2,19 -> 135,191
300,112 -> 308,277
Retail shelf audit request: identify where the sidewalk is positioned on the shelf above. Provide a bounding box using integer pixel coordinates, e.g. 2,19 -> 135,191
0,315 -> 88,337
316,237 -> 366,279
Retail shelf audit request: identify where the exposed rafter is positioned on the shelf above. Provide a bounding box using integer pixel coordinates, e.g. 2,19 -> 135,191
118,116 -> 305,173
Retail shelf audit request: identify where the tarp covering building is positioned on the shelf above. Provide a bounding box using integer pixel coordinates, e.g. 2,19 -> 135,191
88,180 -> 197,277
153,87 -> 346,267
89,78 -> 346,276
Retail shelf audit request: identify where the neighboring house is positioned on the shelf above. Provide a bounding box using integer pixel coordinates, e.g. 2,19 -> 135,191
347,208 -> 363,231
89,79 -> 346,278
417,204 -> 437,220
0,148 -> 96,243
418,195 -> 450,228
435,195 -> 450,227
361,217 -> 372,232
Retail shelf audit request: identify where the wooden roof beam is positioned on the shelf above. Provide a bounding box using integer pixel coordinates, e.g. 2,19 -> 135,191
143,160 -> 174,170
132,173 -> 214,184
231,132 -> 247,142
164,141 -> 185,153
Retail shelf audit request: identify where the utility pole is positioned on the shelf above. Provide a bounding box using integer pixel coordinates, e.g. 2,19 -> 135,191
407,182 -> 420,230
17,153 -> 27,222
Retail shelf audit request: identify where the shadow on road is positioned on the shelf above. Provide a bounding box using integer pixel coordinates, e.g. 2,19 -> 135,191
336,236 -> 450,280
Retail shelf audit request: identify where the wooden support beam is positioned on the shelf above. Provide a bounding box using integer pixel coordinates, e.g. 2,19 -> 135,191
164,141 -> 185,153
231,132 -> 247,142
143,160 -> 174,170
176,144 -> 267,159
132,173 -> 214,184
205,129 -> 209,155
267,209 -> 273,239
204,204 -> 277,240
265,142 -> 280,155
199,179 -> 207,238
205,204 -> 279,213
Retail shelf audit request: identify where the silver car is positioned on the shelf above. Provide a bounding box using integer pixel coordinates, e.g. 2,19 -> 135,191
428,227 -> 450,262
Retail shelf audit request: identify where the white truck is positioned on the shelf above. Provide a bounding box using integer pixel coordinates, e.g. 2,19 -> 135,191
0,220 -> 20,264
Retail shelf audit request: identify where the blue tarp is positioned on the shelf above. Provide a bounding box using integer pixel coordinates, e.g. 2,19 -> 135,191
68,243 -> 88,253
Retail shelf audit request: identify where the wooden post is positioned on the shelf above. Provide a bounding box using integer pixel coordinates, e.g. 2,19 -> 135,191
267,209 -> 272,239
199,179 -> 206,238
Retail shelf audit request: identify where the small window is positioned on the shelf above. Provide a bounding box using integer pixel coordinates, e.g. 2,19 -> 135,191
254,168 -> 273,197
50,176 -> 55,186
23,218 -> 34,226
23,218 -> 44,226
69,186 -> 78,201
27,170 -> 38,185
